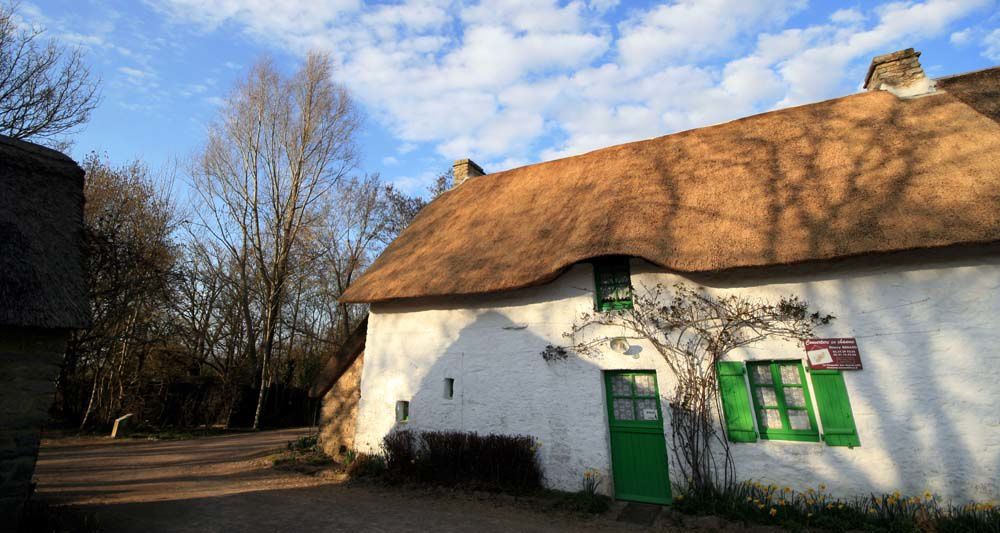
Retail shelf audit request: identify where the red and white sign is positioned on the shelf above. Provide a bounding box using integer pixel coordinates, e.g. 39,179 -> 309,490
804,338 -> 863,370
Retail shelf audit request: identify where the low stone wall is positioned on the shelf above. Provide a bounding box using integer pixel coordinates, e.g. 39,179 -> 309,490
0,327 -> 67,521
319,353 -> 364,458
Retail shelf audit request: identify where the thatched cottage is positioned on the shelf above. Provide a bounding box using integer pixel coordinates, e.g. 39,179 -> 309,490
321,49 -> 1000,503
0,135 -> 88,519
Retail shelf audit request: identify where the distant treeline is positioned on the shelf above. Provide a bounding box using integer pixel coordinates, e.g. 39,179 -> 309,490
54,56 -> 448,432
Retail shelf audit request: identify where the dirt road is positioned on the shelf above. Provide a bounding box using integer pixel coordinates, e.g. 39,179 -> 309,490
34,429 -> 664,532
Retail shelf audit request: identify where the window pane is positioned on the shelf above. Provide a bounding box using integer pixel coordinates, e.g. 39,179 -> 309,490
784,387 -> 806,408
611,375 -> 632,396
613,399 -> 635,420
636,399 -> 659,420
634,375 -> 656,396
788,410 -> 812,430
750,365 -> 773,384
759,409 -> 783,429
754,386 -> 777,406
780,365 -> 801,384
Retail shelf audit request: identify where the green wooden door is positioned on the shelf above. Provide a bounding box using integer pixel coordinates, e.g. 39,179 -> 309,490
604,371 -> 672,504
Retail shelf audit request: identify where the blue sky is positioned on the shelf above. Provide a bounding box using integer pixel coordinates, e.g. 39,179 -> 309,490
20,0 -> 1000,196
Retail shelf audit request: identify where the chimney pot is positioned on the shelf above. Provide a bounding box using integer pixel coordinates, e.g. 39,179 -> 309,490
863,48 -> 935,98
452,158 -> 485,188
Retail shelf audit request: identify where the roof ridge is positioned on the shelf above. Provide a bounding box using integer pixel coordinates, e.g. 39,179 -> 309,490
0,134 -> 80,166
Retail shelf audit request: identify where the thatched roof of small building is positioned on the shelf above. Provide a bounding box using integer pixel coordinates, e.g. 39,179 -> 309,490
309,316 -> 367,398
0,135 -> 89,329
341,67 -> 1000,304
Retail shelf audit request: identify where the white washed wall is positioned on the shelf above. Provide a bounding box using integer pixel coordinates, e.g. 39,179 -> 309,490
353,253 -> 1000,501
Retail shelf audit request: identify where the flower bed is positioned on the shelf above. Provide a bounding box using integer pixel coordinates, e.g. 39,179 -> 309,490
673,481 -> 999,532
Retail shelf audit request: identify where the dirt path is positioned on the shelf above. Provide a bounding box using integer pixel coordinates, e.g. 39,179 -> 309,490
36,428 -> 324,506
34,429 -> 674,532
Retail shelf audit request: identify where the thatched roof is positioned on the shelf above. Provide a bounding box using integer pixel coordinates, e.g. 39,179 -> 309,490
0,135 -> 89,329
309,316 -> 367,398
342,67 -> 1000,304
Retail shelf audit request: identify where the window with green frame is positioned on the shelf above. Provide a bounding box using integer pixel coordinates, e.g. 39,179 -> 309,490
747,361 -> 819,442
593,256 -> 633,311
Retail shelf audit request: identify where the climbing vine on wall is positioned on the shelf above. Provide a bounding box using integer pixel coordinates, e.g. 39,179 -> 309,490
551,282 -> 834,494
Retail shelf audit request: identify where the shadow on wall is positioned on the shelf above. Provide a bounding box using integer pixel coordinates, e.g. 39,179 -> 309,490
364,249 -> 1000,501
680,250 -> 1000,501
372,306 -> 625,494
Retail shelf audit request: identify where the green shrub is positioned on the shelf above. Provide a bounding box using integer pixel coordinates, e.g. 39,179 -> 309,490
286,434 -> 319,452
375,429 -> 543,494
546,489 -> 612,515
346,452 -> 387,479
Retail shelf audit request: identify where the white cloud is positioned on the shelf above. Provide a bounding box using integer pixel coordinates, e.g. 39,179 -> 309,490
147,0 -> 993,165
616,0 -> 806,71
382,156 -> 399,166
830,8 -> 866,25
984,29 -> 1000,60
950,27 -> 974,44
773,0 -> 992,105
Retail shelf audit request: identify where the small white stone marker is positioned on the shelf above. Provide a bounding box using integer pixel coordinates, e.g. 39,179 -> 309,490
111,413 -> 134,439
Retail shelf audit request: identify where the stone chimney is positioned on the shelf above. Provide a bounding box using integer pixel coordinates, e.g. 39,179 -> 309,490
863,48 -> 935,98
452,158 -> 485,188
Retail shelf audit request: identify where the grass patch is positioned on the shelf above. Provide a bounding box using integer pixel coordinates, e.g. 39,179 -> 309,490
127,427 -> 250,441
271,433 -> 340,476
541,488 -> 612,515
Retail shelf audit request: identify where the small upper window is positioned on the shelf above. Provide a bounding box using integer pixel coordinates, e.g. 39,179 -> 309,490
395,400 -> 409,423
593,256 -> 633,311
444,378 -> 454,399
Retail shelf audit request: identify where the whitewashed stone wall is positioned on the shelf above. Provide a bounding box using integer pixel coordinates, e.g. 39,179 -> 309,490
353,252 -> 1000,502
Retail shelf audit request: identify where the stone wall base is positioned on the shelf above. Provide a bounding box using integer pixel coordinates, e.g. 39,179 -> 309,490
0,328 -> 67,526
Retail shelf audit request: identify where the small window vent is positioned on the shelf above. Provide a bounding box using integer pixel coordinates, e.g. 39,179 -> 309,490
395,400 -> 409,422
444,378 -> 455,399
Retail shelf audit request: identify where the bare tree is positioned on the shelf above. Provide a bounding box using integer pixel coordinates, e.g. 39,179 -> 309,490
0,2 -> 99,141
193,53 -> 359,429
381,167 -> 450,243
66,154 -> 177,429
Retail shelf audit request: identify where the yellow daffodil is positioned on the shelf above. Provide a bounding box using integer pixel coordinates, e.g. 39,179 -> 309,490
769,508 -> 778,517
923,491 -> 933,500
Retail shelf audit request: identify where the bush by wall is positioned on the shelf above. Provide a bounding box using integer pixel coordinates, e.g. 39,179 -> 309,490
378,430 -> 543,494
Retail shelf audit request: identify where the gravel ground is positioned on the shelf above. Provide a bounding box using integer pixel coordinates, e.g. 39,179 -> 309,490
33,428 -> 690,532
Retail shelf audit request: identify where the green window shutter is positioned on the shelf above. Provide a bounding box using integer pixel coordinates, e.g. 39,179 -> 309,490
717,361 -> 757,443
810,370 -> 860,447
